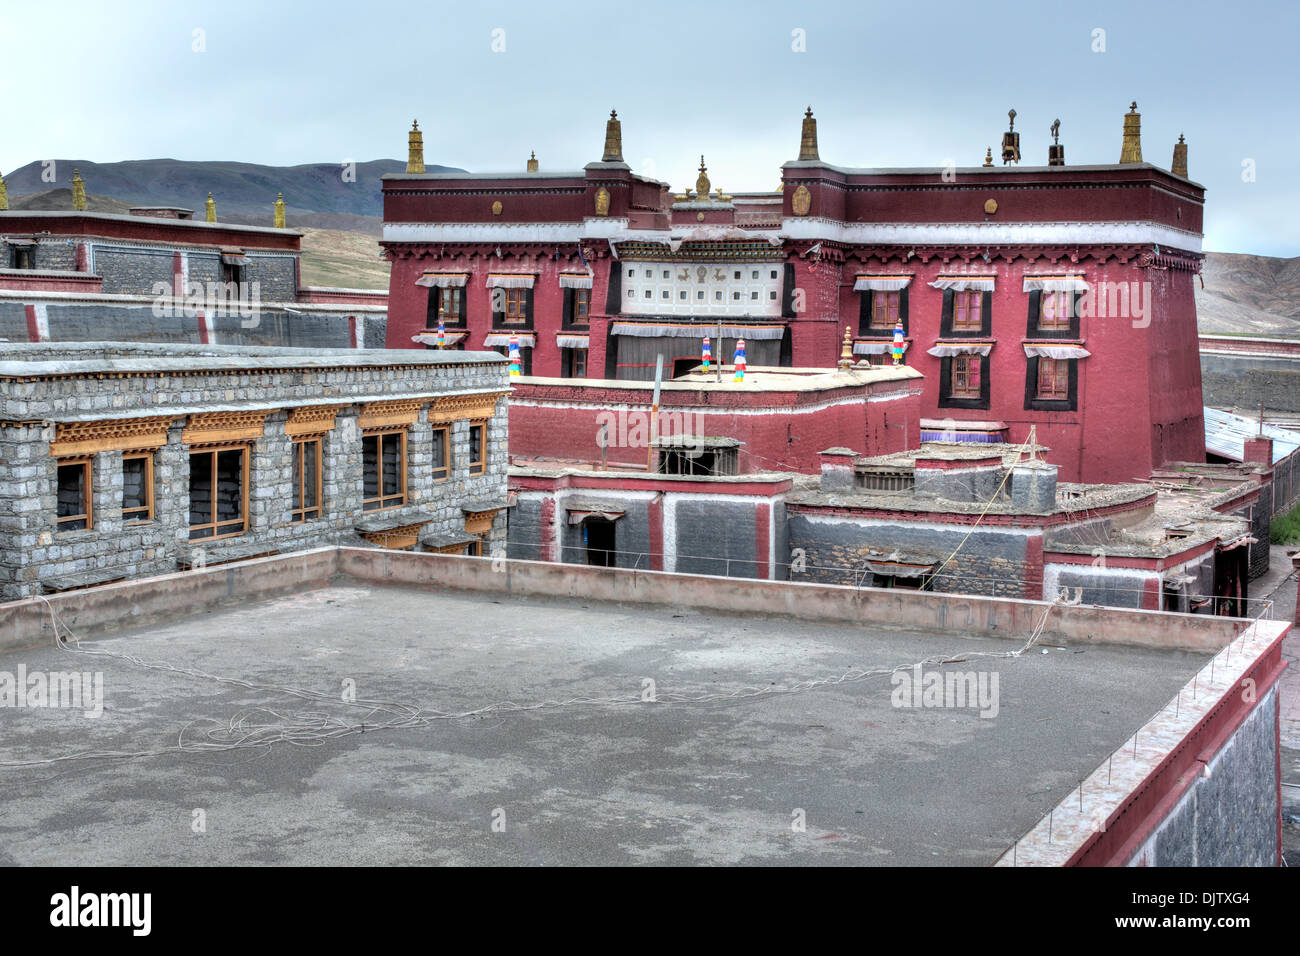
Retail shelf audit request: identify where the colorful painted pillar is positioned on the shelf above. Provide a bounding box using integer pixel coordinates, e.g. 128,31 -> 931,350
892,320 -> 906,366
437,316 -> 446,348
733,338 -> 746,382
508,333 -> 521,377
702,336 -> 711,372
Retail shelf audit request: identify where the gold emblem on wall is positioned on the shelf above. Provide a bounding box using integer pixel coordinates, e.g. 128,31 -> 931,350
792,184 -> 812,216
594,186 -> 610,216
491,201 -> 503,216
983,198 -> 998,215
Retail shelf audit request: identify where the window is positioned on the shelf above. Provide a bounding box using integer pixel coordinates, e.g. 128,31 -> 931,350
12,247 -> 34,270
437,288 -> 462,324
503,288 -> 528,324
953,291 -> 983,331
662,270 -> 670,279
662,290 -> 670,299
1038,291 -> 1074,330
563,348 -> 588,378
431,426 -> 450,481
1037,357 -> 1070,399
870,291 -> 900,330
571,289 -> 589,325
189,446 -> 248,539
221,262 -> 245,287
468,423 -> 486,476
291,438 -> 322,522
122,453 -> 154,522
362,430 -> 406,511
951,355 -> 982,398
56,458 -> 92,531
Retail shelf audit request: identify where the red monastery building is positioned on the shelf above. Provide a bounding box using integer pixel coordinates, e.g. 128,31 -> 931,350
381,105 -> 1206,484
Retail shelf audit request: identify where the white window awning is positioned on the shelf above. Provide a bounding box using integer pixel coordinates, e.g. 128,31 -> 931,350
1022,275 -> 1089,293
927,342 -> 994,357
483,333 -> 536,348
853,340 -> 910,355
929,276 -> 996,292
557,334 -> 590,349
485,274 -> 535,289
558,273 -> 593,289
415,272 -> 469,288
853,275 -> 913,292
411,331 -> 467,346
1023,343 -> 1091,359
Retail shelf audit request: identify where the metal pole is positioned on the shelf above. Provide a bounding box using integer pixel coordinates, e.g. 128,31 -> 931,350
648,354 -> 663,472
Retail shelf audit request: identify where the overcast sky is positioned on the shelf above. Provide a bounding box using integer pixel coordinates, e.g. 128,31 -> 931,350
3,0 -> 1296,256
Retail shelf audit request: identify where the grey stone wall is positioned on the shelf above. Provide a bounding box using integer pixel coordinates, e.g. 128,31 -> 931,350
1128,684 -> 1279,866
674,500 -> 761,578
0,347 -> 508,600
0,300 -> 384,350
786,511 -> 1034,598
506,497 -> 544,561
32,239 -> 76,271
1201,353 -> 1300,415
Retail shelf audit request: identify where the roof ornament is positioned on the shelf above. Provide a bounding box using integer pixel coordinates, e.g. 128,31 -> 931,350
1171,133 -> 1188,178
1119,101 -> 1143,164
1048,118 -> 1065,166
798,106 -> 820,161
982,147 -> 994,168
1001,109 -> 1020,165
407,119 -> 426,174
274,192 -> 286,228
71,168 -> 88,211
602,109 -> 623,163
0,170 -> 8,211
696,156 -> 711,199
527,150 -> 539,173
205,192 -> 216,222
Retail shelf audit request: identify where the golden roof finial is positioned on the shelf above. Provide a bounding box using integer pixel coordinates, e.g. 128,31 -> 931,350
1001,109 -> 1020,165
527,150 -> 539,173
274,192 -> 286,229
983,147 -> 994,168
205,192 -> 216,222
1171,133 -> 1188,178
407,119 -> 426,174
838,326 -> 854,369
0,170 -> 7,211
602,109 -> 624,163
1119,101 -> 1143,164
1048,118 -> 1065,166
71,168 -> 87,211
799,106 -> 820,161
696,155 -> 711,199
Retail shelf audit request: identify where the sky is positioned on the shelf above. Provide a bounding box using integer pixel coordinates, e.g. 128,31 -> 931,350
2,0 -> 1297,256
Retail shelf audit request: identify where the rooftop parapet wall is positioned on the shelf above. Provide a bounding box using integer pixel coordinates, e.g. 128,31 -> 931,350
0,211 -> 302,252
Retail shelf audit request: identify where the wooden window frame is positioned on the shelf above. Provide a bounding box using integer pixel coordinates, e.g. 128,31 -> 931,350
503,288 -> 528,324
56,457 -> 93,532
431,425 -> 450,482
563,347 -> 588,378
1024,356 -> 1079,412
858,287 -> 909,337
951,354 -> 982,398
122,451 -> 155,523
362,428 -> 407,511
940,289 -> 992,338
188,444 -> 250,541
1026,290 -> 1082,339
869,290 -> 900,330
571,289 -> 590,325
290,436 -> 323,523
938,354 -> 991,409
951,291 -> 983,332
437,288 -> 463,325
467,421 -> 487,477
1036,357 -> 1070,400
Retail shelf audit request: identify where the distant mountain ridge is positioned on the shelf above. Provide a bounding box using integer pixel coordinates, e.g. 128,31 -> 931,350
1196,252 -> 1300,337
1,157 -> 465,222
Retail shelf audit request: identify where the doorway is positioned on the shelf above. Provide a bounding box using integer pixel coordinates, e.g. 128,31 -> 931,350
584,516 -> 616,567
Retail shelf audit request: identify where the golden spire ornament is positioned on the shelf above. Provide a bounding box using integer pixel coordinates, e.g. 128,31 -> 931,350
983,147 -> 994,168
838,326 -> 854,369
0,171 -> 7,211
798,107 -> 820,161
695,156 -> 711,199
527,150 -> 538,173
71,168 -> 87,211
1119,101 -> 1143,164
407,119 -> 425,174
1171,134 -> 1188,178
602,109 -> 624,163
274,192 -> 286,228
205,192 -> 216,222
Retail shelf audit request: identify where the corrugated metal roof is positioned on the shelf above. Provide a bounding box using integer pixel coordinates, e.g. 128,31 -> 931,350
1204,406 -> 1300,463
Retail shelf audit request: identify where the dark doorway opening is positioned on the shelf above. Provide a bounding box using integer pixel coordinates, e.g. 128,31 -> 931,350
585,517 -> 616,567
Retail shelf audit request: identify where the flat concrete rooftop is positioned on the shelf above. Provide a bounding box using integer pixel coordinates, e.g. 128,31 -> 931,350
0,565 -> 1213,866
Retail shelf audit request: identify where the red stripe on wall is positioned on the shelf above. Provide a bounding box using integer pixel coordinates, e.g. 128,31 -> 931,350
348,315 -> 358,348
24,305 -> 40,343
197,310 -> 210,345
756,503 -> 770,580
648,494 -> 664,571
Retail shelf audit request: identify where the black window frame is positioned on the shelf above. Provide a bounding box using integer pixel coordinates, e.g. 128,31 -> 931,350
427,286 -> 467,328
859,287 -> 910,337
938,353 -> 992,410
491,286 -> 534,330
1026,289 -> 1082,339
939,289 -> 992,338
1024,356 -> 1079,412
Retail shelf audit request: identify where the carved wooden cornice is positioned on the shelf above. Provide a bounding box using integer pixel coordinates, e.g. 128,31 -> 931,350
358,398 -> 425,430
182,410 -> 271,446
50,416 -> 173,457
427,391 -> 507,424
285,404 -> 344,438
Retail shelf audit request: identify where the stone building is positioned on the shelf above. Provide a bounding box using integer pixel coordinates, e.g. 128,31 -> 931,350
0,205 -> 387,348
0,342 -> 507,600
